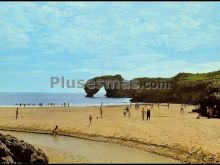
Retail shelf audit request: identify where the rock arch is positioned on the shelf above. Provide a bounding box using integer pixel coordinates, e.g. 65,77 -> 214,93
84,74 -> 124,97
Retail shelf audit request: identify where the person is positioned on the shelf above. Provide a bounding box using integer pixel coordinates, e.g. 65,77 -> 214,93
52,125 -> 59,136
158,103 -> 160,109
206,106 -> 209,117
128,109 -> 131,118
101,102 -> 103,108
123,109 -> 127,117
126,106 -> 129,113
89,115 -> 93,126
16,108 -> 19,119
167,103 -> 170,109
180,107 -> 184,113
125,106 -> 131,118
146,108 -> 151,120
208,107 -> 213,118
129,103 -> 132,109
141,108 -> 145,120
64,103 -> 66,107
68,103 -> 69,107
100,107 -> 103,119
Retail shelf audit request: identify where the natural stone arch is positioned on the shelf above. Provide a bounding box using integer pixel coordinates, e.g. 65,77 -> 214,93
84,75 -> 124,97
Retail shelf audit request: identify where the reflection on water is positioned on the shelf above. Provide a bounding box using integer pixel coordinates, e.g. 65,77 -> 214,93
0,131 -> 178,163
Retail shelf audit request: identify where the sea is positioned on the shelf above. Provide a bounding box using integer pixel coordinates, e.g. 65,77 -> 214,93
0,93 -> 131,107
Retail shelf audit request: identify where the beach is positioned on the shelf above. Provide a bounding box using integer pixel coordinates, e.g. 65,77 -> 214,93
0,104 -> 220,163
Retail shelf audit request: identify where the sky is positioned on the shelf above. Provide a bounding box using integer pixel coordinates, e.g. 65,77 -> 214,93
0,2 -> 220,93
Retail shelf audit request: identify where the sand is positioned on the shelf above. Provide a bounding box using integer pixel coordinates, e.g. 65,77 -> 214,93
0,104 -> 220,163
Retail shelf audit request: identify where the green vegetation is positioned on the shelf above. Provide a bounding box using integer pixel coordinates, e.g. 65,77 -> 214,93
130,70 -> 220,104
84,70 -> 220,104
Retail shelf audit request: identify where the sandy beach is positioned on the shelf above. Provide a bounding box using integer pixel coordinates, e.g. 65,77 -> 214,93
0,104 -> 220,163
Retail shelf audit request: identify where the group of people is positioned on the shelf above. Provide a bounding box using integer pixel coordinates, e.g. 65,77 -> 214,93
15,102 -> 71,107
16,103 -> 26,107
141,105 -> 152,121
123,106 -> 131,118
88,102 -> 104,126
62,102 -> 70,107
134,103 -> 140,110
13,101 -> 193,139
210,105 -> 220,118
88,103 -> 154,124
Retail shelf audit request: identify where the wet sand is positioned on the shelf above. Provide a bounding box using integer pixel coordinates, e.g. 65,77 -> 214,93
0,104 -> 220,163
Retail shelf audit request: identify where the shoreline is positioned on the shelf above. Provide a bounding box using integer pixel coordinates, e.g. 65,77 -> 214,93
0,126 -> 217,164
0,102 -> 177,108
0,103 -> 131,108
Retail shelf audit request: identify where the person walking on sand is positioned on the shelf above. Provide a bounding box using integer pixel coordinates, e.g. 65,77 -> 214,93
180,107 -> 184,113
125,106 -> 129,113
125,106 -> 131,118
141,108 -> 145,120
89,115 -> 93,126
146,108 -> 151,120
16,108 -> 19,119
100,107 -> 103,119
123,108 -> 127,117
52,125 -> 59,136
128,109 -> 131,118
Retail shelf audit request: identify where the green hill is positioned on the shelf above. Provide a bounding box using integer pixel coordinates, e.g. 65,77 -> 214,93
84,70 -> 220,104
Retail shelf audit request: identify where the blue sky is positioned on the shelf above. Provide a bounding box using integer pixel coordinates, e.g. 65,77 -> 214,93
0,2 -> 220,93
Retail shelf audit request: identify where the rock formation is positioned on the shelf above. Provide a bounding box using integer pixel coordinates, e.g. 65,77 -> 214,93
84,74 -> 127,97
84,70 -> 220,105
0,132 -> 48,164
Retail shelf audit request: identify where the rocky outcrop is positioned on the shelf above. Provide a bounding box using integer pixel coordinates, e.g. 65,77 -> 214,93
0,133 -> 48,164
84,70 -> 220,104
84,74 -> 128,97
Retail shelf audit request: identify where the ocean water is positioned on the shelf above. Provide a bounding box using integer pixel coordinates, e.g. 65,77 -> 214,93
0,93 -> 131,106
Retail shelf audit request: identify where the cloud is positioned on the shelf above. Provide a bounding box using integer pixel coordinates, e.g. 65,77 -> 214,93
0,2 -> 220,92
1,2 -> 219,53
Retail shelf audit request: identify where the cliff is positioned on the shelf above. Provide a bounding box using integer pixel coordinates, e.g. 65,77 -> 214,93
84,70 -> 220,104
